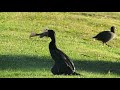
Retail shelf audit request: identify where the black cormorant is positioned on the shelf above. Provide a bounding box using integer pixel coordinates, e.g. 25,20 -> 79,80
30,30 -> 80,75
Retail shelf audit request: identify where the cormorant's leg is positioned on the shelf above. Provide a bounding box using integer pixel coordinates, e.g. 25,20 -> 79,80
105,43 -> 111,47
102,42 -> 111,47
102,42 -> 105,46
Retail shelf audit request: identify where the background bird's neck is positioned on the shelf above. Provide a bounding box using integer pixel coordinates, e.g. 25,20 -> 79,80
49,36 -> 57,49
111,29 -> 115,33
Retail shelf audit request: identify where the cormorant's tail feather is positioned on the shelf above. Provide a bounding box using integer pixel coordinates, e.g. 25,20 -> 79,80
93,36 -> 96,38
72,72 -> 81,75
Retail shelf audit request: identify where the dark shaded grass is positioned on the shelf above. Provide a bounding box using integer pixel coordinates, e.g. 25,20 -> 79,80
0,55 -> 120,75
0,55 -> 52,71
75,60 -> 120,75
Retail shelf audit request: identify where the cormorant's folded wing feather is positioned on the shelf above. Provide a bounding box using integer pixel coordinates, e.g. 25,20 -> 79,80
51,49 -> 75,71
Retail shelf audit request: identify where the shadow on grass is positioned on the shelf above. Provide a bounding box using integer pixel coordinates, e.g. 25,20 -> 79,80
0,55 -> 53,71
0,55 -> 120,75
74,60 -> 120,75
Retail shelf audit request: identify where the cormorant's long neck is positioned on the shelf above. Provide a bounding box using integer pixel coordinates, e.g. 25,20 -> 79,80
49,35 -> 57,50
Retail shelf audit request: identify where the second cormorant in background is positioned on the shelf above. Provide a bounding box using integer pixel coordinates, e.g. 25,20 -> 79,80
93,26 -> 116,47
30,30 -> 80,75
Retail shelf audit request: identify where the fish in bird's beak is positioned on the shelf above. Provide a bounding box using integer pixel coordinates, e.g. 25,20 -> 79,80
29,29 -> 48,38
30,32 -> 37,37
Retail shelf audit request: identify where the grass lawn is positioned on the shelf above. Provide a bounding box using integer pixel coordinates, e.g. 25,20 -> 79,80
0,12 -> 120,78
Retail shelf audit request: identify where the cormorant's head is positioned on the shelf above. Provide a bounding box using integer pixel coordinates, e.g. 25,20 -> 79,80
40,29 -> 55,38
111,26 -> 115,33
29,29 -> 55,38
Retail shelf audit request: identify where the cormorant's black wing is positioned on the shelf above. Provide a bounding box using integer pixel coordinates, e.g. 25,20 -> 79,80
50,48 -> 75,72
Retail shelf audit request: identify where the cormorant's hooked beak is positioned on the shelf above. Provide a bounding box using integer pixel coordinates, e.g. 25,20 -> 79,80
39,31 -> 48,38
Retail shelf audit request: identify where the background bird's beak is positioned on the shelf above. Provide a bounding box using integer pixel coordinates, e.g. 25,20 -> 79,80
40,31 -> 48,38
